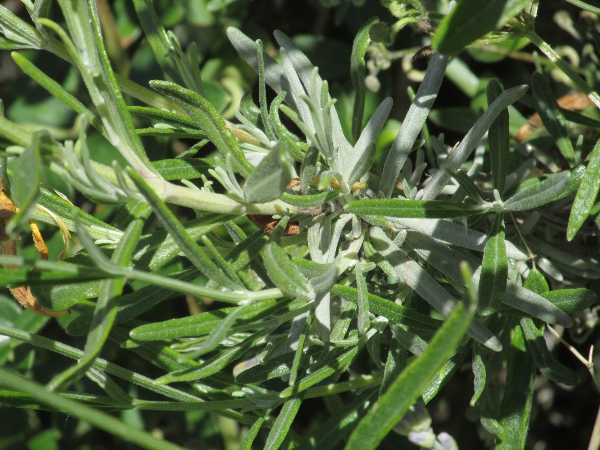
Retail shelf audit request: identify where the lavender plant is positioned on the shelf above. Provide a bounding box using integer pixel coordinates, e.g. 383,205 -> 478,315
0,0 -> 598,449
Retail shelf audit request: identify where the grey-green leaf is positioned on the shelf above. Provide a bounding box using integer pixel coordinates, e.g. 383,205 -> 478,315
263,242 -> 315,301
7,133 -> 43,236
520,318 -> 580,386
504,165 -> 585,211
531,72 -> 575,165
433,0 -> 531,55
150,80 -> 252,177
497,322 -> 535,450
344,98 -> 392,184
486,79 -> 510,196
244,144 -> 294,203
346,199 -> 487,218
346,298 -> 475,450
567,138 -> 600,240
478,213 -> 507,315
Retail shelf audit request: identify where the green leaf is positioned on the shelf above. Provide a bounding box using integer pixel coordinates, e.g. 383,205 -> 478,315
380,52 -> 448,197
478,214 -> 508,315
451,170 -> 485,204
331,285 -> 441,332
344,98 -> 393,184
11,52 -> 104,134
542,288 -> 596,314
66,268 -> 199,335
422,85 -> 528,200
156,331 -> 268,383
0,4 -> 45,48
520,318 -> 580,386
567,138 -> 600,240
497,322 -> 535,449
433,0 -> 531,55
0,325 -> 205,404
244,144 -> 294,203
355,265 -> 370,335
350,17 -> 379,143
235,346 -> 319,384
131,0 -> 186,87
263,241 -> 315,301
471,347 -> 487,406
50,0 -> 156,176
369,227 -> 501,351
502,281 -> 573,327
129,106 -> 199,129
150,80 -> 252,177
346,297 -> 476,449
346,199 -> 487,218
531,72 -> 575,165
504,165 -> 585,211
0,368 -> 185,450
33,185 -> 123,242
487,79 -> 510,196
524,268 -> 549,294
279,344 -> 364,399
265,396 -> 304,450
127,168 -> 241,290
0,258 -> 111,287
297,390 -> 375,450
7,133 -> 43,236
240,411 -> 271,450
280,190 -> 341,207
129,298 -> 285,341
178,304 -> 253,359
47,208 -> 149,391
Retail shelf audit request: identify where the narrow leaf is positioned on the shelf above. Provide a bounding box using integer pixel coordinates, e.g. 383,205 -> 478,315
48,209 -> 148,391
7,133 -> 42,236
531,72 -> 575,165
433,0 -> 531,54
344,98 -> 393,184
332,285 -> 441,332
244,144 -> 293,203
281,190 -> 340,207
127,168 -> 241,290
150,80 -> 252,177
471,347 -> 487,406
263,241 -> 315,301
355,264 -> 370,335
487,79 -> 510,195
520,318 -> 580,386
567,137 -> 600,240
504,164 -> 585,211
346,198 -> 487,218
497,322 -> 535,450
421,85 -> 528,200
0,367 -> 185,450
265,396 -> 304,450
369,227 -> 501,351
350,17 -> 380,143
346,298 -> 476,450
297,390 -> 375,450
11,52 -> 103,133
380,52 -> 448,197
478,214 -> 507,315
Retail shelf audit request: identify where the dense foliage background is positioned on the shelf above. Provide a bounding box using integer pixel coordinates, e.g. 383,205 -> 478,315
0,0 -> 599,449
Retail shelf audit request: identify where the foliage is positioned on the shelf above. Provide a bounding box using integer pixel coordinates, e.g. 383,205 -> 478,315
0,0 -> 599,449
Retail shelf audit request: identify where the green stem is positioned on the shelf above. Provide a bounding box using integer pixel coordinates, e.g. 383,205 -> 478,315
0,367 -> 185,450
159,180 -> 298,216
304,373 -> 382,399
525,28 -> 600,110
564,0 -> 600,15
0,325 -> 201,403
